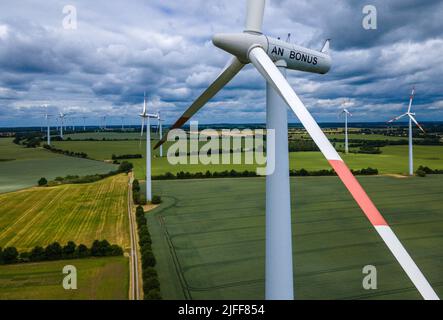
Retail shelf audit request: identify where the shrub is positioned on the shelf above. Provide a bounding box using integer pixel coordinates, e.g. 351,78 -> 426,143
151,195 -> 162,204
139,194 -> 147,205
76,244 -> 90,258
132,179 -> 140,192
45,242 -> 62,260
144,289 -> 162,300
62,241 -> 77,258
139,232 -> 152,246
136,206 -> 145,218
29,246 -> 46,262
133,191 -> 141,204
141,249 -> 156,268
91,239 -> 112,257
38,177 -> 48,186
118,161 -> 133,173
110,244 -> 124,256
140,243 -> 152,253
2,247 -> 19,264
416,169 -> 426,177
19,251 -> 30,262
142,267 -> 158,280
143,277 -> 160,292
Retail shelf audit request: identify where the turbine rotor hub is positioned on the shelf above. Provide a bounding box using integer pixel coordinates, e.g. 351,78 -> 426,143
212,32 -> 268,63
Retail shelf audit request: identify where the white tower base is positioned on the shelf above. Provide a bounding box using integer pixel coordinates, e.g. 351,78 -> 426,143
146,118 -> 152,202
265,62 -> 294,300
409,117 -> 413,176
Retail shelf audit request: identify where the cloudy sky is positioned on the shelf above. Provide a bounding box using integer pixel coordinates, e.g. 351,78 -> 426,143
0,0 -> 442,127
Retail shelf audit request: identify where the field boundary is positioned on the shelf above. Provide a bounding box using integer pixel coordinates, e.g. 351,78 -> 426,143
156,213 -> 192,299
127,172 -> 142,300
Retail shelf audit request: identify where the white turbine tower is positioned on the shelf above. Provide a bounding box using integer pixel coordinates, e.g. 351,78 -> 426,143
71,116 -> 76,131
44,105 -> 52,145
59,112 -> 67,139
156,112 -> 165,157
140,93 -> 157,202
82,116 -> 87,131
102,116 -> 107,130
388,87 -> 425,176
155,0 -> 438,300
340,100 -> 352,154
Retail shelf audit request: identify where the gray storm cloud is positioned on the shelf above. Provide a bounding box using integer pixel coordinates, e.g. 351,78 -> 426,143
0,0 -> 442,126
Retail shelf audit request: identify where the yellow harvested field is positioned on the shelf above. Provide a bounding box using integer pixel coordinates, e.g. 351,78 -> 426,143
0,174 -> 130,251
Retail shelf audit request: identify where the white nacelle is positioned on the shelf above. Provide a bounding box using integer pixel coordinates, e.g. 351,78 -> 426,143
212,32 -> 331,74
266,37 -> 331,74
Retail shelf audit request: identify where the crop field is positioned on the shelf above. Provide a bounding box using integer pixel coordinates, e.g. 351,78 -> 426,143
0,138 -> 116,193
52,137 -> 443,179
0,174 -> 130,251
290,132 -> 412,141
64,131 -> 141,140
0,256 -> 128,299
147,175 -> 443,299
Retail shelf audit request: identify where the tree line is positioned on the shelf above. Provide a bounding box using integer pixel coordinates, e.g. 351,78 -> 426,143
135,205 -> 162,300
132,179 -> 162,205
151,168 -> 379,180
43,144 -> 88,158
0,240 -> 123,265
38,161 -> 133,186
416,165 -> 443,177
112,154 -> 143,160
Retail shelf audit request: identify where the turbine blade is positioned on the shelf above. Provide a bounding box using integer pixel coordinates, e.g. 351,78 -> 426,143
139,118 -> 145,148
387,113 -> 407,123
409,114 -> 425,133
407,87 -> 415,113
320,39 -> 330,54
245,0 -> 266,34
154,57 -> 244,149
248,46 -> 439,300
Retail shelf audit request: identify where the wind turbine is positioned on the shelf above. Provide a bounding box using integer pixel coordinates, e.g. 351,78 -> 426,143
71,116 -> 76,131
102,116 -> 107,130
82,116 -> 87,131
43,105 -> 52,145
388,87 -> 425,176
121,116 -> 125,131
340,100 -> 352,154
154,0 -> 438,300
140,93 -> 157,202
156,112 -> 165,157
58,112 -> 68,139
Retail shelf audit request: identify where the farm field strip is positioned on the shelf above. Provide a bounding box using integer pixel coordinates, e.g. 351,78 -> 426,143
0,257 -> 129,300
0,138 -> 116,193
0,174 -> 130,251
52,137 -> 443,178
147,175 -> 443,299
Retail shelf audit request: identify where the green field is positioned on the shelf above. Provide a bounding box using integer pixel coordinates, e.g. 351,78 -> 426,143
52,138 -> 443,179
290,132 -> 413,141
147,175 -> 443,299
0,257 -> 128,299
0,174 -> 130,251
0,138 -> 116,193
64,131 -> 140,140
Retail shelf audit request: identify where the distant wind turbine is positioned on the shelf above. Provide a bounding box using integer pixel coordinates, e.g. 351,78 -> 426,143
139,93 -> 157,202
156,112 -> 165,157
58,112 -> 68,139
340,100 -> 352,154
388,87 -> 425,176
82,116 -> 87,131
43,104 -> 52,145
121,116 -> 125,131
